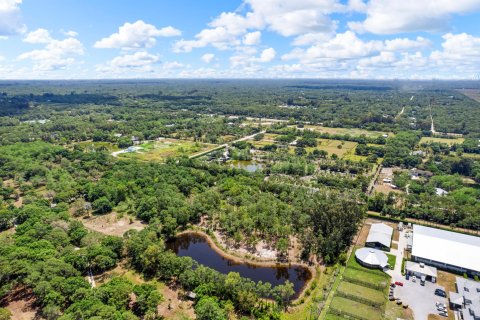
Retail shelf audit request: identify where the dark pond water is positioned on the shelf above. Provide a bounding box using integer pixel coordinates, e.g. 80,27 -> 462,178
166,233 -> 311,297
229,160 -> 263,172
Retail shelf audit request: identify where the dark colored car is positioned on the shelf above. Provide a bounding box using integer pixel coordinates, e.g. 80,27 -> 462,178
435,289 -> 447,297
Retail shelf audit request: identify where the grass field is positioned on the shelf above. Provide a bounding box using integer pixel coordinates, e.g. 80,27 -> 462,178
325,313 -> 348,320
120,139 -> 215,161
296,139 -> 358,158
337,281 -> 385,305
419,137 -> 465,145
387,254 -> 396,269
343,268 -> 389,288
330,296 -> 383,320
304,125 -> 392,138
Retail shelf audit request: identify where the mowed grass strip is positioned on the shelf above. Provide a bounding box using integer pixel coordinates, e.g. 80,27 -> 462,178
419,136 -> 464,145
325,313 -> 349,320
343,268 -> 388,288
337,281 -> 385,305
330,296 -> 383,320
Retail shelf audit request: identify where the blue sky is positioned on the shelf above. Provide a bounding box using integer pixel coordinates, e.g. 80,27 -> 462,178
0,0 -> 479,79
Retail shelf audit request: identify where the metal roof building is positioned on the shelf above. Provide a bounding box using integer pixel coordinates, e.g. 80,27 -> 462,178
366,223 -> 393,250
405,261 -> 437,282
355,248 -> 389,269
449,276 -> 480,320
412,225 -> 480,276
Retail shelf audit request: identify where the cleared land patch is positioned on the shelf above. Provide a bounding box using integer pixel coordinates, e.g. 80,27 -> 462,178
419,137 -> 465,145
120,139 -> 216,161
304,125 -> 392,138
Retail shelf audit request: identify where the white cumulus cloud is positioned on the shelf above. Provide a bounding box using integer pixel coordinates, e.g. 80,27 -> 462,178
23,28 -> 54,44
349,0 -> 480,34
18,32 -> 84,71
94,20 -> 181,50
243,31 -> 261,46
0,0 -> 26,35
201,53 -> 215,63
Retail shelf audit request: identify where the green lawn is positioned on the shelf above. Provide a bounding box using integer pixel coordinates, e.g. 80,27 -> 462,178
419,136 -> 464,145
325,313 -> 348,320
330,296 -> 383,320
343,268 -> 388,289
387,254 -> 396,269
337,281 -> 385,305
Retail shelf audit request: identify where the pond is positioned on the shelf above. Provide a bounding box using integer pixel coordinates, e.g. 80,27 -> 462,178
229,160 -> 263,172
166,233 -> 311,297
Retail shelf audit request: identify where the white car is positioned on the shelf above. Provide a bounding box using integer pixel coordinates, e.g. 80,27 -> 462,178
412,276 -> 417,282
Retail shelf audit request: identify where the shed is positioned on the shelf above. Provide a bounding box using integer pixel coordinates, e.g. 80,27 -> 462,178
405,261 -> 437,282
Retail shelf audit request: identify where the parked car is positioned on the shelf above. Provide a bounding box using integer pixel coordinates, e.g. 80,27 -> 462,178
395,281 -> 404,286
435,289 -> 447,297
390,283 -> 396,288
436,302 -> 447,308
439,311 -> 448,317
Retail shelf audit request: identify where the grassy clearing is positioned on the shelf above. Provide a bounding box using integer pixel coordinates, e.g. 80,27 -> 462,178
387,254 -> 396,269
343,268 -> 388,288
419,137 -> 465,145
330,296 -> 383,320
120,139 -> 215,161
290,139 -> 357,158
325,313 -> 348,320
337,281 -> 385,305
304,125 -> 391,138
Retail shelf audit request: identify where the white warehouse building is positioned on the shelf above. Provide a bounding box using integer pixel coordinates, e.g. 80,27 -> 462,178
411,225 -> 480,276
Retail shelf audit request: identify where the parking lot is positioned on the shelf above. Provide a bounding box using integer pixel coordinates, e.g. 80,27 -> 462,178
391,277 -> 448,320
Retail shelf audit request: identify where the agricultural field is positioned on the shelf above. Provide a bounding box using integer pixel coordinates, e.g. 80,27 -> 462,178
119,139 -> 216,161
457,89 -> 480,102
419,136 -> 465,145
302,139 -> 358,158
304,125 -> 392,138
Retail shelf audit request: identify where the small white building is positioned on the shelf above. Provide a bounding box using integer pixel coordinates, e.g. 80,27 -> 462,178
406,261 -> 437,283
435,188 -> 449,196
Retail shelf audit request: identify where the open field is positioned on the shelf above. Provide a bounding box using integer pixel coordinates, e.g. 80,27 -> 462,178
82,212 -> 145,237
343,264 -> 389,288
303,139 -> 357,158
304,125 -> 392,138
330,296 -> 383,320
337,281 -> 385,305
120,139 -> 216,161
419,136 -> 465,145
458,89 -> 480,102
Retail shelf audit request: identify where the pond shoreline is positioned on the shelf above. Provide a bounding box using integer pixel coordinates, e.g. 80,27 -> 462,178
175,229 -> 316,301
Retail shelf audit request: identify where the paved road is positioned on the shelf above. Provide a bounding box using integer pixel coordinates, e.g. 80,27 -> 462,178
189,130 -> 266,159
